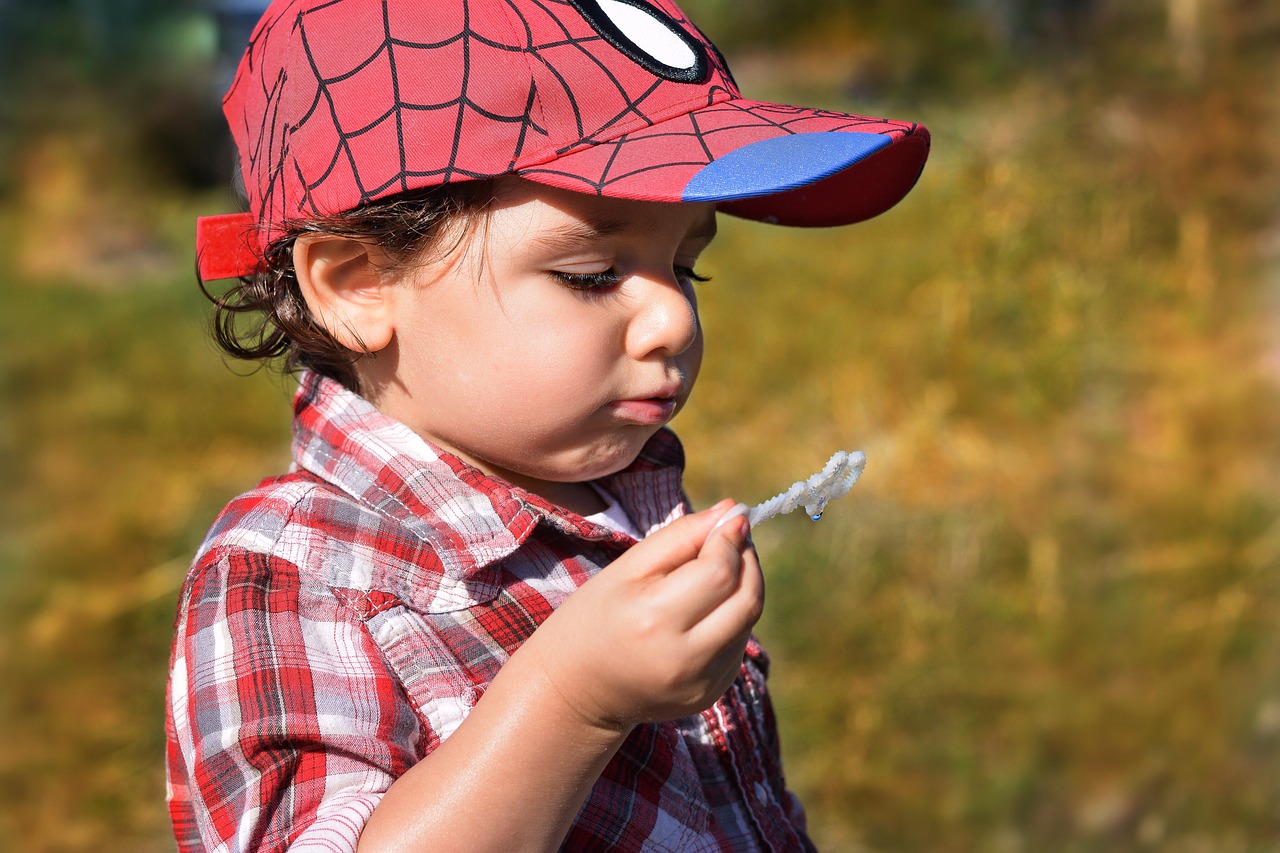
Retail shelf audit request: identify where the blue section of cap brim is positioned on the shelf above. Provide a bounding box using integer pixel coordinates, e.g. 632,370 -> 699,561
681,132 -> 892,203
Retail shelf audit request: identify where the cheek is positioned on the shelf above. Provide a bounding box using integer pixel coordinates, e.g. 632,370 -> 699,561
397,285 -> 623,401
519,339 -> 615,403
467,322 -> 611,399
510,306 -> 620,368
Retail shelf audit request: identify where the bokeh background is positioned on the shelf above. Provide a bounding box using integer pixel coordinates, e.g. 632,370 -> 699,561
2,1 -> 1279,850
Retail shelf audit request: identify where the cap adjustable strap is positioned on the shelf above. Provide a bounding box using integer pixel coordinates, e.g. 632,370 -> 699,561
195,212 -> 264,280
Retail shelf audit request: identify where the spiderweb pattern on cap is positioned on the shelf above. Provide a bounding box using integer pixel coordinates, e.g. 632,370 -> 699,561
224,0 -> 922,246
226,0 -> 738,238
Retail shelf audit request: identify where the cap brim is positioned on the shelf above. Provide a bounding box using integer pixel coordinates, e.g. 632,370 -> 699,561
196,98 -> 929,280
518,98 -> 929,227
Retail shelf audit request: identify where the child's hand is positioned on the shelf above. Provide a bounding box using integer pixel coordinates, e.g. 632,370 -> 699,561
529,500 -> 763,732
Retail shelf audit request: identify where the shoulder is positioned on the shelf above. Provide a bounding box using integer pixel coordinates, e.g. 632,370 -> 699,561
195,472 -> 324,558
186,471 -> 499,616
177,473 -> 346,623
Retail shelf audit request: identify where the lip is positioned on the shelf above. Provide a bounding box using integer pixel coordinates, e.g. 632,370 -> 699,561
610,391 -> 681,425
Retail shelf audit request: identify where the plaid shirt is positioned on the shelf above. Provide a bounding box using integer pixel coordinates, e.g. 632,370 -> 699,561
166,371 -> 814,852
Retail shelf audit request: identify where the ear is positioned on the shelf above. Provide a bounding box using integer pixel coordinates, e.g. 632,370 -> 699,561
293,235 -> 395,353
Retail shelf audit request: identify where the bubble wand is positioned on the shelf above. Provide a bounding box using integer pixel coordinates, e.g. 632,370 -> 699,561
709,450 -> 867,540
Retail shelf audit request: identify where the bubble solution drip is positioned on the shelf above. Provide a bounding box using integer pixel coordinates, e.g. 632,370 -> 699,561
748,450 -> 867,528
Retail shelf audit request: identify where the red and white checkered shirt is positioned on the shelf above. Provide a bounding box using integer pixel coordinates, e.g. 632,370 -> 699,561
166,371 -> 814,852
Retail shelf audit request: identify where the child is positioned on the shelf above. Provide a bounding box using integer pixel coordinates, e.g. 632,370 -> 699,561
166,0 -> 929,850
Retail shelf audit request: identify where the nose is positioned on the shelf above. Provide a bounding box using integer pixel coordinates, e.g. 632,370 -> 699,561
624,274 -> 700,360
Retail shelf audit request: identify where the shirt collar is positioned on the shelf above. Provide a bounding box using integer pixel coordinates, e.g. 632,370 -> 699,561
290,371 -> 688,579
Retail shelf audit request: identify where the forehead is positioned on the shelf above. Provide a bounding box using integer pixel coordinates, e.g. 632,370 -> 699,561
487,178 -> 718,247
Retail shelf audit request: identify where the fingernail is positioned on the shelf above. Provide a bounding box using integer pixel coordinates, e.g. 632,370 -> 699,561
709,502 -> 750,535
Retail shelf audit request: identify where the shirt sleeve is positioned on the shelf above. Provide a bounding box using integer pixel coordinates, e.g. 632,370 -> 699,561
166,547 -> 423,852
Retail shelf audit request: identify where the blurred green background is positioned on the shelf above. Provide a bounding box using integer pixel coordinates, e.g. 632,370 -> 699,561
2,1 -> 1279,850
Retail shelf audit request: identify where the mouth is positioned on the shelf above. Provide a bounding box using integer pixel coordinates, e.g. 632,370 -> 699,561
610,390 -> 681,425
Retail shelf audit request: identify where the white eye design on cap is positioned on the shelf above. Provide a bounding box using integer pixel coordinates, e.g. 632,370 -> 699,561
570,0 -> 710,83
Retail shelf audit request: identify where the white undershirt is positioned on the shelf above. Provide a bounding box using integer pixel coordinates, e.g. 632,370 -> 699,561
584,483 -> 643,539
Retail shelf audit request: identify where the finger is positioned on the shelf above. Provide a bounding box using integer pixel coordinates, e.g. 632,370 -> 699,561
607,499 -> 738,580
703,502 -> 750,546
702,625 -> 754,690
688,533 -> 764,647
698,506 -> 753,566
656,513 -> 753,629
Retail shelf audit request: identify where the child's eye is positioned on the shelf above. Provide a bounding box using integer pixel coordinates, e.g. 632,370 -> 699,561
675,265 -> 711,284
553,266 -> 710,291
553,270 -> 623,291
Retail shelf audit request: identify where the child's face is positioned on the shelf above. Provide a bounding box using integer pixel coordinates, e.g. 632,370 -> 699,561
361,178 -> 715,506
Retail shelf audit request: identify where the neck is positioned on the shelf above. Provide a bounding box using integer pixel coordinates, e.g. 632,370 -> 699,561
509,477 -> 607,518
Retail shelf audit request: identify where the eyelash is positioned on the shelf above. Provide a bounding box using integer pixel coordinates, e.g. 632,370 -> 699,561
554,266 -> 711,292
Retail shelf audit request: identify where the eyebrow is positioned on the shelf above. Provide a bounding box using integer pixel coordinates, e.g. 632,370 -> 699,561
537,210 -> 718,252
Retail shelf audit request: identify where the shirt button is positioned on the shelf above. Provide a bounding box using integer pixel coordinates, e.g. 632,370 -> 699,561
753,780 -> 770,804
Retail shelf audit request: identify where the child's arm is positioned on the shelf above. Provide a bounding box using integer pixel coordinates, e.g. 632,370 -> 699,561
356,500 -> 761,853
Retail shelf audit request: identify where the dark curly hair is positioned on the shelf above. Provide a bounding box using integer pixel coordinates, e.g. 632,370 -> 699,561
199,180 -> 498,393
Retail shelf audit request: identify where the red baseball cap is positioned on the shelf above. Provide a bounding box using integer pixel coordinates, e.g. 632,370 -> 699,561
196,0 -> 930,280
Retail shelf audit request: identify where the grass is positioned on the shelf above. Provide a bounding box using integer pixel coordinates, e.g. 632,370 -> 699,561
675,52 -> 1280,851
3,33 -> 1279,853
0,212 -> 295,849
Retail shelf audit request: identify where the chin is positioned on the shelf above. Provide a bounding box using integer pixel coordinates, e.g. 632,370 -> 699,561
568,439 -> 651,483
